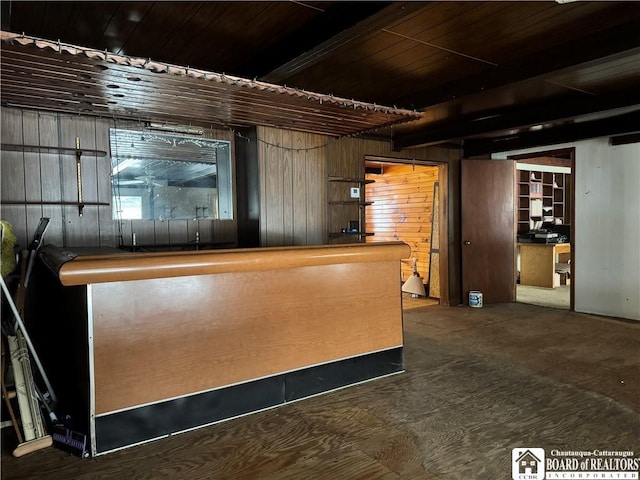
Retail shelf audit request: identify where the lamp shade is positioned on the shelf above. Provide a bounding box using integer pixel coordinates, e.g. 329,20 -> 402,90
402,273 -> 426,297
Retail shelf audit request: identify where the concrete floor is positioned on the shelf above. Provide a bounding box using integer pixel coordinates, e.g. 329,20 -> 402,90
2,302 -> 639,479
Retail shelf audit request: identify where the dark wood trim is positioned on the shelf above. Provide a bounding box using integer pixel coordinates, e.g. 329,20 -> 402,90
463,110 -> 640,157
445,154 -> 462,306
235,126 -> 260,248
610,133 -> 640,146
395,89 -> 640,150
509,148 -> 573,161
511,148 -> 576,311
438,164 -> 450,306
569,148 -> 575,312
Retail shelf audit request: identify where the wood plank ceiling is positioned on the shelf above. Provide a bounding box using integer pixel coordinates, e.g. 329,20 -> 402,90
1,1 -> 639,153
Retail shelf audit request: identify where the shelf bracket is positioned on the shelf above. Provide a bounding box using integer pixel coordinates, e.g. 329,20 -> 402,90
75,137 -> 84,216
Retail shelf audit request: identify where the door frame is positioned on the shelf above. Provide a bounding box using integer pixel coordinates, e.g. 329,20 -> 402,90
508,147 -> 576,311
364,156 -> 450,305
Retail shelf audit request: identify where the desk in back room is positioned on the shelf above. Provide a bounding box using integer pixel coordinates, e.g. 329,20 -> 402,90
518,242 -> 570,288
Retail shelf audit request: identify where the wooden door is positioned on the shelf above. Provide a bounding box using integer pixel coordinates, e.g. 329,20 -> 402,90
461,159 -> 516,304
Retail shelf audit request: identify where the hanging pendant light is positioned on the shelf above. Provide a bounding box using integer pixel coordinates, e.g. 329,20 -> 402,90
402,258 -> 426,297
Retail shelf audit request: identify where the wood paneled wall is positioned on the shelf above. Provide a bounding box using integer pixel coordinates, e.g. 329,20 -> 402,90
325,136 -> 457,245
2,106 -> 462,305
365,165 -> 439,283
0,107 -> 237,251
1,108 -> 113,250
257,126 -> 326,246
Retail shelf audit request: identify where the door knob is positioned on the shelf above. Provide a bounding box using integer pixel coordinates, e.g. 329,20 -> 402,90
463,241 -> 471,245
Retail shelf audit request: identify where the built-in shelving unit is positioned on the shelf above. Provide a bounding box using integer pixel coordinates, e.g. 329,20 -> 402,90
327,176 -> 375,243
517,168 -> 571,234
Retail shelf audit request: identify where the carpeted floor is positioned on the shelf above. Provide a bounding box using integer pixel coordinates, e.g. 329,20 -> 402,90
516,284 -> 570,309
2,303 -> 638,479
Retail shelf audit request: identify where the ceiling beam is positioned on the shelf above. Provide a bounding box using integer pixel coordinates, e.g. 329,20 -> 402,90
610,133 -> 640,146
259,2 -> 426,83
462,110 -> 640,157
397,21 -> 640,109
392,88 -> 640,150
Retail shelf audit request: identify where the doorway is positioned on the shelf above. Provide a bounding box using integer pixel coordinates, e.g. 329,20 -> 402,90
364,158 -> 444,306
510,149 -> 575,310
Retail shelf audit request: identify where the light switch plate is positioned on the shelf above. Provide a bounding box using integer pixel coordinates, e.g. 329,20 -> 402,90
350,187 -> 360,198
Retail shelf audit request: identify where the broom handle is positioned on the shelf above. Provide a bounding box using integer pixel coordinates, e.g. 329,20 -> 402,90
0,275 -> 57,404
1,340 -> 24,444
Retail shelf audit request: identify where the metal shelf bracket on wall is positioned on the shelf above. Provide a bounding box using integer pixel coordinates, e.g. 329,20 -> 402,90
1,140 -> 108,216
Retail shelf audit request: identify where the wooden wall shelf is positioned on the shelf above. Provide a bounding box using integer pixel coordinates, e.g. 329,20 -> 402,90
328,177 -> 374,244
329,232 -> 375,238
329,177 -> 375,184
2,201 -> 109,207
328,200 -> 373,206
1,143 -> 108,157
2,140 -> 109,216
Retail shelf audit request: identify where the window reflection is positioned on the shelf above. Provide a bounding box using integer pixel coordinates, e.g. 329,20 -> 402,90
110,128 -> 233,220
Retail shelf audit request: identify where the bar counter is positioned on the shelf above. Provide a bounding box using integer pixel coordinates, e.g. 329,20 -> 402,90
29,242 -> 410,455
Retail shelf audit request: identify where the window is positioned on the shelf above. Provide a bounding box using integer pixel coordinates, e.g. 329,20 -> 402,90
114,195 -> 142,219
110,128 -> 233,220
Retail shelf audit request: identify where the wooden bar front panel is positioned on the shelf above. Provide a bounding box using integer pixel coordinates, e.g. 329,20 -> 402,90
91,261 -> 403,414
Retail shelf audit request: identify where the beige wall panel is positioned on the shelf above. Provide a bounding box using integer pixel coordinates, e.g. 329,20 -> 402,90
429,181 -> 441,298
91,260 -> 403,414
429,252 -> 441,298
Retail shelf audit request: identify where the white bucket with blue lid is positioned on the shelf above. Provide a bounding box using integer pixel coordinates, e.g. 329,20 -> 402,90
469,291 -> 483,308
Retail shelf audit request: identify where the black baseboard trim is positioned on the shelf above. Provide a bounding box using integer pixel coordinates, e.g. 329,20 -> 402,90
95,347 -> 403,454
285,347 -> 404,401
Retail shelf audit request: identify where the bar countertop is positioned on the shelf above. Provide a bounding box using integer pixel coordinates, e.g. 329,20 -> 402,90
40,242 -> 411,286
